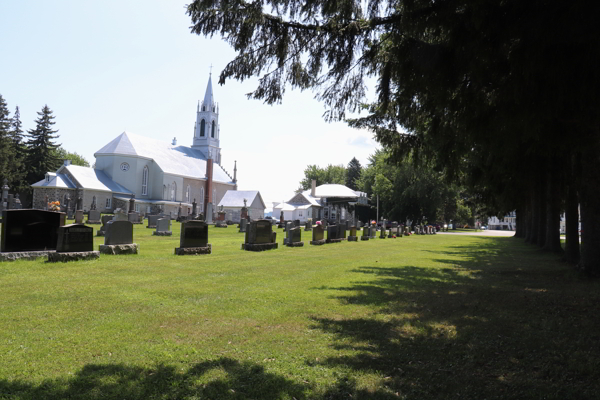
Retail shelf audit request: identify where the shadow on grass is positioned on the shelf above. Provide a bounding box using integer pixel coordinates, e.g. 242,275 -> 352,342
310,237 -> 600,399
0,358 -> 308,400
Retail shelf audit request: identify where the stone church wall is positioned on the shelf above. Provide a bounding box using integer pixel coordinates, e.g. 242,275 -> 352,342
32,188 -> 75,210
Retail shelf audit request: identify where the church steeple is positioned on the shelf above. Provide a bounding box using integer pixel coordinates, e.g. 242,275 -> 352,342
192,72 -> 222,164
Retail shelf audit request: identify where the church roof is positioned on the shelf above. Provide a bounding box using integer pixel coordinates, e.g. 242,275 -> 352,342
94,131 -> 234,184
31,173 -> 76,189
65,165 -> 133,194
218,190 -> 266,209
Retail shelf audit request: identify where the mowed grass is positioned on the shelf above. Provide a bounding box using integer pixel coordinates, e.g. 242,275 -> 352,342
1,222 -> 599,399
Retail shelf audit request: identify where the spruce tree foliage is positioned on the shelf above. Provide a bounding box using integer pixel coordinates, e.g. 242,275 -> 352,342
0,95 -> 12,186
188,1 -> 599,275
346,157 -> 362,190
26,105 -> 61,185
9,106 -> 27,192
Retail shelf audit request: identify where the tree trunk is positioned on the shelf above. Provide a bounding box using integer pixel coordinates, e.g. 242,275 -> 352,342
543,170 -> 563,253
578,144 -> 600,276
565,152 -> 580,264
536,171 -> 547,247
529,187 -> 539,245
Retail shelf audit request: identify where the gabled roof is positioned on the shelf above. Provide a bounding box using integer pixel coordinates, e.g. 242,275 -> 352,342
63,165 -> 133,194
218,190 -> 266,209
273,202 -> 297,211
32,173 -> 76,189
94,131 -> 234,184
296,191 -> 322,206
307,184 -> 359,199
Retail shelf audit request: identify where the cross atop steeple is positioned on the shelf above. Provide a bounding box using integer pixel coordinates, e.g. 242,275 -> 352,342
209,63 -> 213,76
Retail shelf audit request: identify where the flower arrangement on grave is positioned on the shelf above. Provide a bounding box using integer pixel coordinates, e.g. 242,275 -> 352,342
48,201 -> 60,211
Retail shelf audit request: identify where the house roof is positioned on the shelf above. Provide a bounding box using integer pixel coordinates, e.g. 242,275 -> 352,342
218,190 -> 266,209
308,184 -> 359,198
63,165 -> 133,194
296,191 -> 322,206
273,202 -> 297,211
94,131 -> 234,184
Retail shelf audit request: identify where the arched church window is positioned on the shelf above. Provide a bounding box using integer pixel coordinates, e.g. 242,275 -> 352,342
171,182 -> 176,201
200,119 -> 205,137
141,166 -> 149,195
186,185 -> 190,203
202,106 -> 205,112
211,121 -> 215,138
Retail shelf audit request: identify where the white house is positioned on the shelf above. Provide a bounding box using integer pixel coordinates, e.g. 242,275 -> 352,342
32,75 -> 238,217
273,181 -> 367,223
218,190 -> 266,222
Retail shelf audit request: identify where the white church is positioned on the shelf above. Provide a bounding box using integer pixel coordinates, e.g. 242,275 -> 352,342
32,75 -> 238,218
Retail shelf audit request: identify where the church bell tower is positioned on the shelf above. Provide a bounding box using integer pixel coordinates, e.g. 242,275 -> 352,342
192,74 -> 222,164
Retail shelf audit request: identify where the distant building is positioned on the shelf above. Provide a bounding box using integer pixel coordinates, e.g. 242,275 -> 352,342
487,212 -> 516,230
32,75 -> 237,218
218,190 -> 266,222
273,181 -> 368,222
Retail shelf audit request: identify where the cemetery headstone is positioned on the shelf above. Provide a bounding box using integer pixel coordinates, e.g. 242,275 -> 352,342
87,209 -> 101,224
369,225 -> 377,239
0,209 -> 66,261
114,210 -> 128,221
206,202 -> 214,223
175,220 -> 211,254
286,226 -> 304,247
90,196 -> 97,210
361,225 -> 370,241
326,225 -> 344,243
147,214 -> 161,228
153,218 -> 173,236
99,220 -> 138,255
192,198 -> 197,217
304,220 -> 312,231
75,210 -> 84,224
128,211 -> 142,224
242,219 -> 278,251
48,224 -> 99,262
347,226 -> 358,241
310,225 -> 326,245
239,217 -> 248,233
97,214 -> 113,236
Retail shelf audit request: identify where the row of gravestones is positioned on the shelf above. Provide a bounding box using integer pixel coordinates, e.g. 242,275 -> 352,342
1,210 -> 430,261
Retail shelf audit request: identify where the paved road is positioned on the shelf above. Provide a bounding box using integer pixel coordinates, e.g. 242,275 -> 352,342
436,230 -> 515,237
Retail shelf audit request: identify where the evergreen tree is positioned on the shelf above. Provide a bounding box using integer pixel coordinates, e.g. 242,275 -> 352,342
26,105 -> 61,184
0,95 -> 12,186
346,157 -> 362,190
9,106 -> 26,192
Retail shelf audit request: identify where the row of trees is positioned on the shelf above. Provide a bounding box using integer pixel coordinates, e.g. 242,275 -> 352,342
0,94 -> 89,205
187,1 -> 598,274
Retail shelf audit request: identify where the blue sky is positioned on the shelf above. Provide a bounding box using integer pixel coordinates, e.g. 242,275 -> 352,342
0,0 -> 379,204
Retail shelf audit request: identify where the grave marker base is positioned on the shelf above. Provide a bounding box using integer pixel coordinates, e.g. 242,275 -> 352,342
286,241 -> 304,247
174,244 -> 211,255
146,225 -> 157,229
347,236 -> 358,241
215,223 -> 228,228
310,239 -> 326,245
326,238 -> 345,243
0,250 -> 53,262
85,220 -> 101,225
360,237 -> 370,241
96,231 -> 105,237
99,244 -> 139,255
241,243 -> 278,251
153,231 -> 173,236
48,251 -> 100,262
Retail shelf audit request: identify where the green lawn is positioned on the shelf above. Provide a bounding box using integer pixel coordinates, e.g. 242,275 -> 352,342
1,222 -> 599,399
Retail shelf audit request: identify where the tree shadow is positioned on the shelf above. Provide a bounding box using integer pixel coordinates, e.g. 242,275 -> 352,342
310,237 -> 600,399
0,358 -> 308,400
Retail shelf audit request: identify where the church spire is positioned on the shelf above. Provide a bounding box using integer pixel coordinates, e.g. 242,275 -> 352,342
203,74 -> 214,110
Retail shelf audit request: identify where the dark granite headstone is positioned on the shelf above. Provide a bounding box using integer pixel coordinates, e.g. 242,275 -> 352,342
349,226 -> 357,237
104,220 -> 134,245
286,226 -> 303,246
327,225 -> 338,241
56,224 -> 94,252
239,218 -> 248,233
294,219 -> 300,227
312,225 -> 324,241
180,220 -> 208,248
1,209 -> 65,252
246,220 -> 273,244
